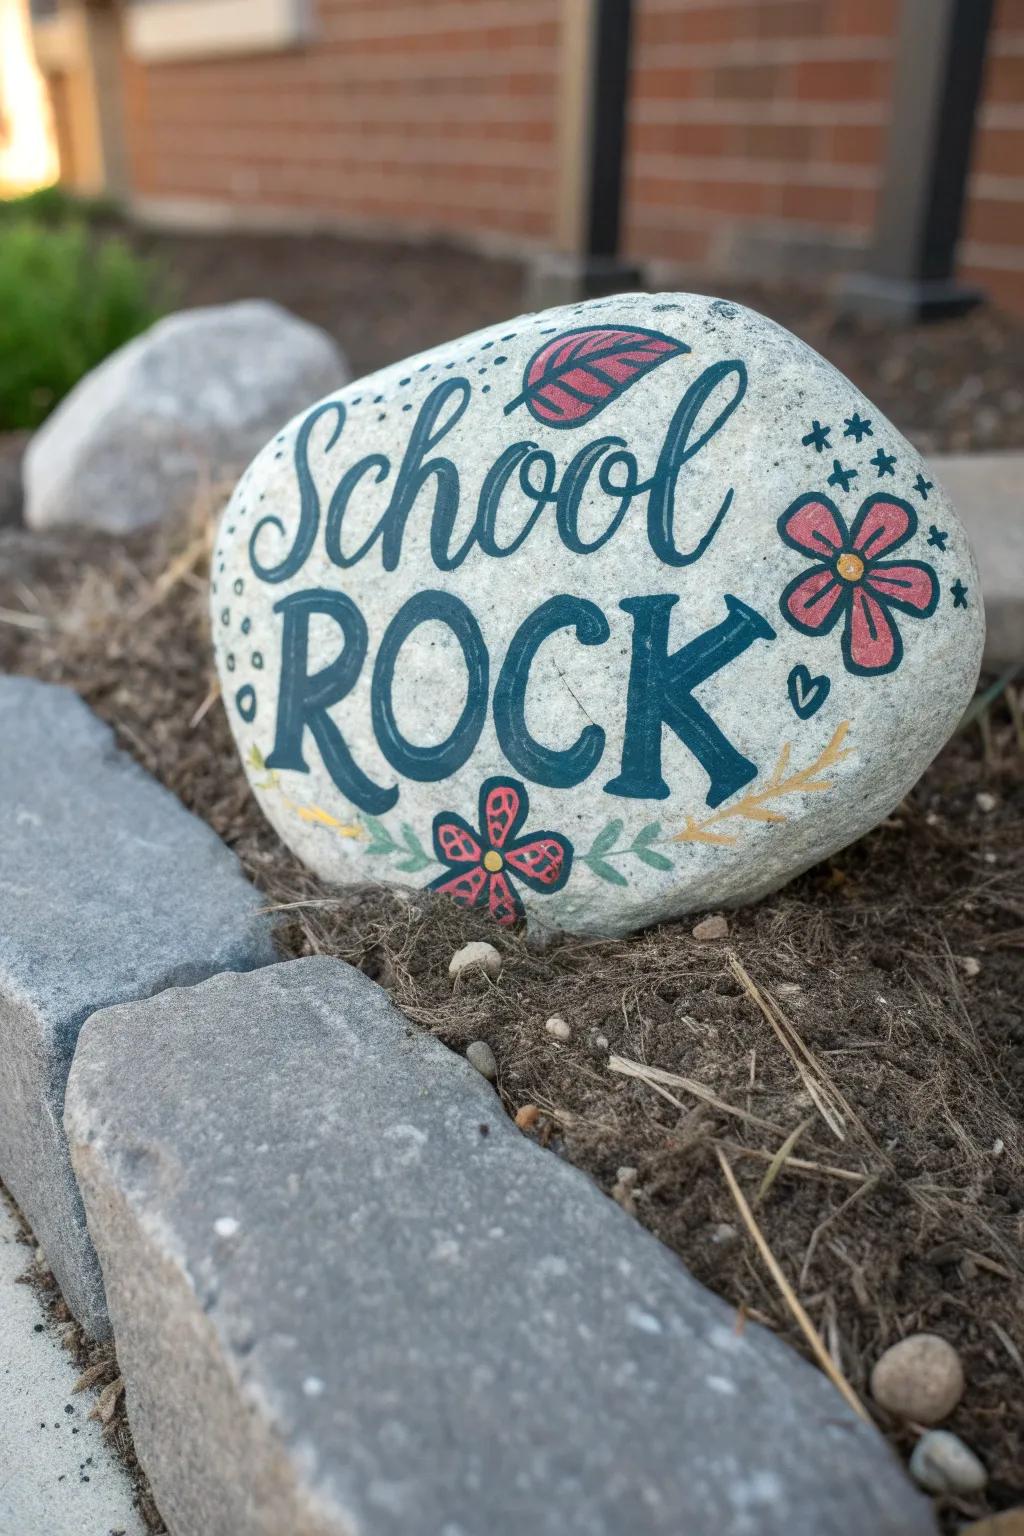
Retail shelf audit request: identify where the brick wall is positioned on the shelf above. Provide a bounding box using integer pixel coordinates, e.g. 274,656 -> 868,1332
124,0 -> 562,245
622,0 -> 1024,310
622,0 -> 898,280
114,0 -> 1024,313
963,0 -> 1024,313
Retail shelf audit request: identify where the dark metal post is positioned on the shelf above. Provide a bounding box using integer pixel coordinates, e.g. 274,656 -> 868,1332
585,0 -> 634,264
841,0 -> 995,321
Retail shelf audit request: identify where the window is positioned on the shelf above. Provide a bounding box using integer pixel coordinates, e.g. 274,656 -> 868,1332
124,0 -> 310,63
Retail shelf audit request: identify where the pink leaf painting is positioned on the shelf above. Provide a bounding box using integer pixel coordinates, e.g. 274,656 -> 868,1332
504,324 -> 689,429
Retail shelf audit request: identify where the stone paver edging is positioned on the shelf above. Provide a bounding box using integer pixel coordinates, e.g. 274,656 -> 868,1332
0,677 -> 276,1337
66,957 -> 937,1536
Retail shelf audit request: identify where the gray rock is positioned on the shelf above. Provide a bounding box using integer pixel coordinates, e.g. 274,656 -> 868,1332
0,678 -> 276,1337
213,292 -> 984,940
910,1430 -> 987,1495
24,301 -> 347,534
65,956 -> 936,1536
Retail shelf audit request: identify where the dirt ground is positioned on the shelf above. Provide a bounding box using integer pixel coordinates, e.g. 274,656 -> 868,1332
127,224 -> 1024,456
0,231 -> 1022,1530
0,499 -> 1021,1532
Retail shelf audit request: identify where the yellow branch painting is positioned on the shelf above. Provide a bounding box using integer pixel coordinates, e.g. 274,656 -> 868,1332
672,722 -> 855,847
247,745 -> 364,841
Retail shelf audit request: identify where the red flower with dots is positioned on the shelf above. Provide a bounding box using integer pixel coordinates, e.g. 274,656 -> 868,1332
428,778 -> 573,927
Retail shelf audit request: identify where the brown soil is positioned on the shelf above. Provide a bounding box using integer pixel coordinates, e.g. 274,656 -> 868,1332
1,498 -> 1021,1532
129,224 -> 1024,456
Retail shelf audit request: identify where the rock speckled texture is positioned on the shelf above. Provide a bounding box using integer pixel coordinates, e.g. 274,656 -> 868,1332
0,678 -> 276,1336
213,292 -> 984,938
66,957 -> 936,1536
25,301 -> 347,533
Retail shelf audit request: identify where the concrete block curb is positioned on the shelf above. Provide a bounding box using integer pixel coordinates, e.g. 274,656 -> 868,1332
66,957 -> 936,1536
0,677 -> 277,1337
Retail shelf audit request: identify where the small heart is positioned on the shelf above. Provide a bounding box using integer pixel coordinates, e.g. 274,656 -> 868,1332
788,664 -> 831,720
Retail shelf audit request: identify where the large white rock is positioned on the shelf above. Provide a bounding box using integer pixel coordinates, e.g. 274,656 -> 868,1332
211,293 -> 984,939
25,300 -> 347,533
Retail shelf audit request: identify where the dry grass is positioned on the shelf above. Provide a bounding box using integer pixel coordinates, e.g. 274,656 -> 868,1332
1,504 -> 1021,1530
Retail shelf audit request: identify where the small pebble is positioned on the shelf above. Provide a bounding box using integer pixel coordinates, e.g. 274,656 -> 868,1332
975,791 -> 997,813
466,1040 -> 497,1081
870,1333 -> 964,1424
611,1166 -> 638,1213
710,1222 -> 738,1246
692,914 -> 729,941
959,955 -> 982,978
514,1104 -> 540,1130
449,941 -> 502,981
909,1430 -> 987,1495
545,1016 -> 571,1042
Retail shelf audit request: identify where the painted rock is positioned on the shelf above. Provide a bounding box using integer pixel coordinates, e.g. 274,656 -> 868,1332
211,293 -> 984,939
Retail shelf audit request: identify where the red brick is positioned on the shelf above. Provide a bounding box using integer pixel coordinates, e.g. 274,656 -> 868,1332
972,125 -> 1024,177
961,260 -> 1024,313
751,0 -> 829,38
828,0 -> 900,40
965,194 -> 1024,248
737,121 -> 819,160
713,61 -> 790,100
778,180 -> 876,227
792,56 -> 890,101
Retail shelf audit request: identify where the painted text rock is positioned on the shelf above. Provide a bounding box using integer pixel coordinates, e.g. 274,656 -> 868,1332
0,678 -> 276,1336
26,300 -> 347,534
65,958 -> 936,1536
212,293 -> 984,937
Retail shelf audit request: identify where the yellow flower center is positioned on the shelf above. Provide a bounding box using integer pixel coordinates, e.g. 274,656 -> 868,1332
483,849 -> 504,873
836,552 -> 865,583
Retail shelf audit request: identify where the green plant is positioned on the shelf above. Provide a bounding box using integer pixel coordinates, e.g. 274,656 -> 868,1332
0,183 -> 122,225
0,218 -> 164,429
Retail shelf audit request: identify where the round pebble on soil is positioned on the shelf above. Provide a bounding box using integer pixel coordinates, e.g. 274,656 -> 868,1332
466,1041 -> 497,1081
870,1334 -> 964,1424
909,1430 -> 987,1495
449,942 -> 502,981
692,914 -> 729,941
545,1017 -> 571,1041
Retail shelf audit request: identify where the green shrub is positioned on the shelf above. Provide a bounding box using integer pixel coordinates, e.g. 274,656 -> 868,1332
0,218 -> 164,430
0,183 -> 122,226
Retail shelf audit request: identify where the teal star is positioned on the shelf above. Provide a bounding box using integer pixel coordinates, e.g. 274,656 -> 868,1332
801,420 -> 831,453
928,525 -> 948,551
951,579 -> 968,609
826,459 -> 858,493
843,412 -> 873,442
870,448 -> 897,477
914,473 -> 933,500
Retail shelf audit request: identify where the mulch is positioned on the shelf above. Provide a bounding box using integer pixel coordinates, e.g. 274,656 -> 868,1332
0,502 -> 1020,1534
124,224 -> 1024,455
